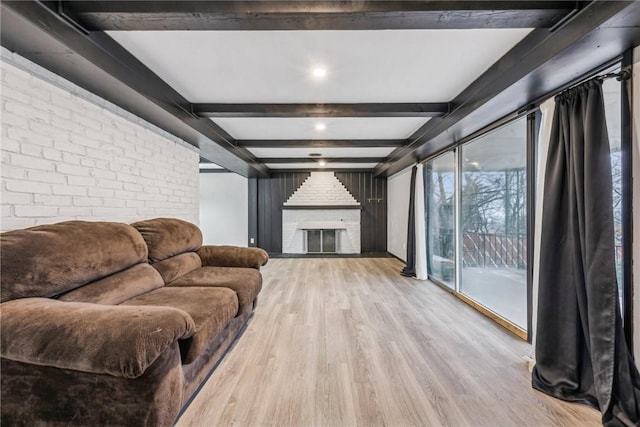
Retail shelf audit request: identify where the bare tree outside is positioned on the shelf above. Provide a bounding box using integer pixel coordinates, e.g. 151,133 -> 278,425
460,167 -> 527,270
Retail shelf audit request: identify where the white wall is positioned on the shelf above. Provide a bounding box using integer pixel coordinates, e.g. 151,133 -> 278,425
199,172 -> 248,246
387,166 -> 413,261
0,49 -> 200,230
632,45 -> 640,363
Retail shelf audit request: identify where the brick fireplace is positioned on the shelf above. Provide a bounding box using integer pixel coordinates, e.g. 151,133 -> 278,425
282,172 -> 361,254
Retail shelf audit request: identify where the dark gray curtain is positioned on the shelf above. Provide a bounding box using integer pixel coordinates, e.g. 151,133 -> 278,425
400,166 -> 417,277
532,79 -> 640,426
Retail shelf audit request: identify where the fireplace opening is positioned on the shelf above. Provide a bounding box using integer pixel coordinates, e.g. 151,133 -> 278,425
306,229 -> 336,253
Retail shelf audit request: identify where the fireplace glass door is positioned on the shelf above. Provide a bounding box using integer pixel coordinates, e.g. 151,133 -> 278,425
322,230 -> 336,252
307,230 -> 321,252
307,229 -> 336,253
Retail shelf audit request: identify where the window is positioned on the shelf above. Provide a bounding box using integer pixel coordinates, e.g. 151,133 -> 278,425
459,118 -> 528,329
426,151 -> 456,289
602,77 -> 624,312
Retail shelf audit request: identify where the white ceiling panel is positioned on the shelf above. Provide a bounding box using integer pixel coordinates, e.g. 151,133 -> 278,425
213,117 -> 428,139
108,29 -> 532,103
247,147 -> 396,158
266,163 -> 379,170
199,162 -> 223,169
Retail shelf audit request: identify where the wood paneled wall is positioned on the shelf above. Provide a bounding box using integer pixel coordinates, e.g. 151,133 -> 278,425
255,171 -> 387,254
257,172 -> 310,253
335,172 -> 387,254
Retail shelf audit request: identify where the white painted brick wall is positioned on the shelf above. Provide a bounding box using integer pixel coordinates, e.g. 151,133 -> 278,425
0,49 -> 200,231
284,171 -> 360,206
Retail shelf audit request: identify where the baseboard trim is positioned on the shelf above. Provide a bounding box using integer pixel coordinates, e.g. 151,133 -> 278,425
455,292 -> 528,341
268,252 -> 392,259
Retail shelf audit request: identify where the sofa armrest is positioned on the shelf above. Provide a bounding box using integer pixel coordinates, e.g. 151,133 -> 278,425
0,298 -> 195,378
197,245 -> 269,270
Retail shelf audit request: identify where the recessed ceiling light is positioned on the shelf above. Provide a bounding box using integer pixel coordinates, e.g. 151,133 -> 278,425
315,123 -> 326,132
309,153 -> 322,157
318,160 -> 327,167
312,67 -> 327,79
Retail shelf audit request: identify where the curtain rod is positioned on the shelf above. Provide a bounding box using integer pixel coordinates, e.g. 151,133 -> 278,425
554,68 -> 630,100
516,56 -> 626,116
596,70 -> 631,82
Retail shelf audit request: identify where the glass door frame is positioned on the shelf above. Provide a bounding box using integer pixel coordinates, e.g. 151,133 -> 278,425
620,51 -> 633,349
526,112 -> 538,343
454,147 -> 461,295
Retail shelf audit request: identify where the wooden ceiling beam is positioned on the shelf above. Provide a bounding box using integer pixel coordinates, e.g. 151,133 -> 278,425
195,103 -> 448,118
259,157 -> 385,164
60,1 -> 581,31
238,139 -> 407,148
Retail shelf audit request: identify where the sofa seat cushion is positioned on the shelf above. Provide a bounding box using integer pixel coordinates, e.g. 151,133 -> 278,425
122,287 -> 238,364
0,298 -> 195,378
167,267 -> 262,316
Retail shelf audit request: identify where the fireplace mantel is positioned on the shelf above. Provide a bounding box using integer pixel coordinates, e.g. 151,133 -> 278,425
282,205 -> 361,210
297,221 -> 347,230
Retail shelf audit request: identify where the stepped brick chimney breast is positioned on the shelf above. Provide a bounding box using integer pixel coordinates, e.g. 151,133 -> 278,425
284,172 -> 360,207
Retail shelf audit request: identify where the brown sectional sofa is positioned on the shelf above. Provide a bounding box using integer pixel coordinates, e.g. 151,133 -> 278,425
0,218 -> 268,426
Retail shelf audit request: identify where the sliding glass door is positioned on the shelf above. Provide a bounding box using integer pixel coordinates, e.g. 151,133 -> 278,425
425,152 -> 456,289
423,117 -> 530,333
459,118 -> 528,329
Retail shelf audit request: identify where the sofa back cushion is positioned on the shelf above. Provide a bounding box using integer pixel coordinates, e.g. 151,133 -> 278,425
57,263 -> 164,305
0,221 -> 148,302
131,218 -> 202,263
152,252 -> 202,285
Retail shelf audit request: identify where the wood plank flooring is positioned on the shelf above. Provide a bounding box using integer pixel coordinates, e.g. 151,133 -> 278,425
176,258 -> 601,427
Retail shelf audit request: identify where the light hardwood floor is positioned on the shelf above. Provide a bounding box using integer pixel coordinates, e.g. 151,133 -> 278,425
176,258 -> 600,427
